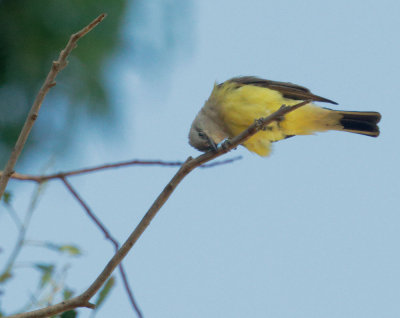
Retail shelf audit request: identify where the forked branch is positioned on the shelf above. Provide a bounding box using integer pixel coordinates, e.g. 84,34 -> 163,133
8,100 -> 310,318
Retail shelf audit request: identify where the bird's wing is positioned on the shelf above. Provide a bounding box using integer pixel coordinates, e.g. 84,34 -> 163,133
227,76 -> 338,105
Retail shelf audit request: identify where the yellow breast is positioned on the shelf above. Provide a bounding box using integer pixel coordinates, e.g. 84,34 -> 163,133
210,82 -> 341,156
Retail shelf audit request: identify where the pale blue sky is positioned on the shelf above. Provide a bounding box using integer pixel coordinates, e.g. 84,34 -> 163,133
2,0 -> 400,317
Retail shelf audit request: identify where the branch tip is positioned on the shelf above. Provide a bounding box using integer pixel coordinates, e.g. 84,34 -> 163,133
0,12 -> 107,201
84,302 -> 96,309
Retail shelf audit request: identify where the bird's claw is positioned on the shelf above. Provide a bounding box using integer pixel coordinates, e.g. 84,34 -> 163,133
221,139 -> 233,151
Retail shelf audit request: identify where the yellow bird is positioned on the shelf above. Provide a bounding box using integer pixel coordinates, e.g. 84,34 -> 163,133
189,76 -> 381,156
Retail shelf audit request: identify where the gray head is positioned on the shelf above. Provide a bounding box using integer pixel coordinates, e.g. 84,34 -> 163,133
188,97 -> 229,152
188,117 -> 217,152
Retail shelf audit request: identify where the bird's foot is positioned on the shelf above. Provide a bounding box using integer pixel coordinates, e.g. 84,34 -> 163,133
221,138 -> 235,151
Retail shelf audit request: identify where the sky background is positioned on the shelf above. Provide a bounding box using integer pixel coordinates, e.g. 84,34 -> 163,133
1,0 -> 400,317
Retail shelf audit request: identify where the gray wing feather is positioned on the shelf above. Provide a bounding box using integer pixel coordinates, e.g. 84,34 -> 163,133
226,76 -> 338,105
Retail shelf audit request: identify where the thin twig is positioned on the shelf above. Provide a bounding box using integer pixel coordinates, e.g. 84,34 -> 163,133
60,177 -> 142,318
0,184 -> 45,281
5,156 -> 242,183
201,156 -> 242,168
0,13 -> 107,201
4,204 -> 24,231
8,101 -> 309,318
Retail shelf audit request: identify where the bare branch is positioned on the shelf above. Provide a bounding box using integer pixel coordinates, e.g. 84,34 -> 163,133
5,156 -> 242,183
7,101 -> 308,318
0,13 -> 107,201
60,177 -> 142,318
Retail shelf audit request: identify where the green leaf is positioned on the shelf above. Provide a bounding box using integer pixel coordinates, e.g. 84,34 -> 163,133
57,245 -> 82,256
34,263 -> 54,288
94,276 -> 115,308
63,287 -> 74,300
43,243 -> 82,256
60,310 -> 77,318
0,270 -> 12,284
2,191 -> 12,204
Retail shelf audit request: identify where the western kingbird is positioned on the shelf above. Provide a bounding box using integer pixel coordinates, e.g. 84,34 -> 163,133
189,76 -> 381,156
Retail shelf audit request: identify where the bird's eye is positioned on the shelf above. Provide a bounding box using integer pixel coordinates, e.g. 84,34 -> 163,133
198,131 -> 205,138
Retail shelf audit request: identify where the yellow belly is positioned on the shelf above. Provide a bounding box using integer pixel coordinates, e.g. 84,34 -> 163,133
213,83 -> 342,156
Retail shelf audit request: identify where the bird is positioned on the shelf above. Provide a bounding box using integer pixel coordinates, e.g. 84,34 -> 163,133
188,76 -> 381,156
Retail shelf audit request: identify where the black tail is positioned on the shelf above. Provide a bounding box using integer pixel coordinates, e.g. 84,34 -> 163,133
335,111 -> 381,137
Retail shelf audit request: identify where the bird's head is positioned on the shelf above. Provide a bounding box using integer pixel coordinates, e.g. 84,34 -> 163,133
188,119 -> 218,152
